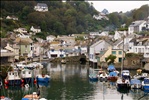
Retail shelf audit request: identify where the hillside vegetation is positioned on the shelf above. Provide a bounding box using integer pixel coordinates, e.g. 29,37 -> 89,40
1,1 -> 148,37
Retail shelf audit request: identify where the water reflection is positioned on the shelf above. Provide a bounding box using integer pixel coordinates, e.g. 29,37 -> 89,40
1,63 -> 149,100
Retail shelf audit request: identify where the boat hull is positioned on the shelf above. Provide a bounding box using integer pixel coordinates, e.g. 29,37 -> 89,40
89,77 -> 98,82
36,77 -> 50,83
6,79 -> 22,86
131,84 -> 142,89
108,76 -> 118,82
22,78 -> 34,84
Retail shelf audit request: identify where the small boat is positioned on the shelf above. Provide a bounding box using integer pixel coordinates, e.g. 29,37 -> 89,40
108,71 -> 118,82
107,64 -> 115,73
116,70 -> 131,89
0,96 -> 11,100
89,73 -> 98,81
142,78 -> 149,92
20,69 -> 35,84
4,71 -> 24,86
22,92 -> 40,100
61,59 -> 66,64
133,73 -> 148,80
36,74 -> 50,83
130,79 -> 142,89
97,71 -> 108,82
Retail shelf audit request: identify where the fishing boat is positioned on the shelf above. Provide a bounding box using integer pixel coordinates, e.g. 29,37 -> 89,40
107,64 -> 115,73
107,71 -> 118,82
141,78 -> 149,92
133,72 -> 148,80
22,92 -> 40,100
4,71 -> 24,86
97,71 -> 108,82
20,69 -> 35,84
36,74 -> 50,83
130,79 -> 142,89
116,70 -> 131,89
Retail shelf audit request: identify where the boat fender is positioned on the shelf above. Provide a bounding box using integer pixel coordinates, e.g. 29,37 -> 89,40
122,79 -> 125,83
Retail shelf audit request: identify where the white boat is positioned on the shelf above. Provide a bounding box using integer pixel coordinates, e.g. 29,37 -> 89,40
116,70 -> 131,89
130,79 -> 142,89
142,78 -> 149,92
20,69 -> 35,84
133,73 -> 148,80
97,71 -> 108,82
4,71 -> 24,86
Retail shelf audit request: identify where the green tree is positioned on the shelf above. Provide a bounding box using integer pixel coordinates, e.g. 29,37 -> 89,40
105,54 -> 116,65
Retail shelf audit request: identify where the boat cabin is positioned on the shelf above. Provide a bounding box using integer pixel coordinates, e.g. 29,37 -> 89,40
7,71 -> 21,80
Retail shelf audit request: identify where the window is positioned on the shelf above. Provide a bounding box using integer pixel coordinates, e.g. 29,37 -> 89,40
112,51 -> 116,55
119,51 -> 122,55
51,49 -> 54,52
119,58 -> 122,62
60,49 -> 63,52
60,54 -> 63,57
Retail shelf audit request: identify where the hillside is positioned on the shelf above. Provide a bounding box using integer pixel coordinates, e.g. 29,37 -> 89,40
0,1 -> 149,38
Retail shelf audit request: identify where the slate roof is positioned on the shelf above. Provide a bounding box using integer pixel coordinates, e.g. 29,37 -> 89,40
37,3 -> 48,7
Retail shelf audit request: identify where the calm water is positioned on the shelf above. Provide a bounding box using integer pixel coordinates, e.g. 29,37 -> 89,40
1,62 -> 149,100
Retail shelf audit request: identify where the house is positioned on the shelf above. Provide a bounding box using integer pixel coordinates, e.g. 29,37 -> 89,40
33,42 -> 43,57
113,31 -> 127,40
128,37 -> 149,58
128,20 -> 146,34
0,39 -> 18,64
97,46 -> 125,63
34,3 -> 48,12
113,33 -> 140,52
30,26 -> 41,33
93,13 -> 109,21
6,15 -> 18,20
14,28 -> 27,33
99,31 -> 109,36
71,34 -> 88,40
46,35 -> 56,42
89,39 -> 112,65
14,37 -> 33,58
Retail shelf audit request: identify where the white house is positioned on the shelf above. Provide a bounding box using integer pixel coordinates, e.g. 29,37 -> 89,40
99,31 -> 109,36
89,39 -> 112,63
46,35 -> 56,42
6,15 -> 18,20
30,26 -> 41,33
128,37 -> 149,58
14,28 -> 27,33
113,31 -> 127,40
128,20 -> 146,34
93,13 -> 109,21
34,3 -> 48,12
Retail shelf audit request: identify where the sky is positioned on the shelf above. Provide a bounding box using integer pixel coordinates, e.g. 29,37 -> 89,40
87,1 -> 149,13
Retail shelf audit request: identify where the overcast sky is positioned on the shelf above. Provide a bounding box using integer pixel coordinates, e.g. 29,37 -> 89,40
87,1 -> 149,13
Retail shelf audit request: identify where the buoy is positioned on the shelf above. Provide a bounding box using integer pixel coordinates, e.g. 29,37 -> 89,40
5,85 -> 8,89
34,79 -> 37,84
4,80 -> 8,84
21,79 -> 24,83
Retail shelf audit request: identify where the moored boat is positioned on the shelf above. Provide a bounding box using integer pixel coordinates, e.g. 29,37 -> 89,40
108,71 -> 118,82
89,73 -> 98,81
130,79 -> 142,89
36,74 -> 50,83
116,70 -> 131,89
142,78 -> 149,92
97,71 -> 108,82
4,71 -> 24,86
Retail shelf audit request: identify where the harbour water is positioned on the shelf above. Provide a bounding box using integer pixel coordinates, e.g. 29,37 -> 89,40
1,62 -> 149,100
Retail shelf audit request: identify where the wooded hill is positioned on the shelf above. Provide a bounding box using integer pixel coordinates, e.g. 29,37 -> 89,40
1,0 -> 149,38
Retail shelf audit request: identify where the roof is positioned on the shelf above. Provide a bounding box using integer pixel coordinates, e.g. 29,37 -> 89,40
129,20 -> 145,27
14,37 -> 33,45
37,3 -> 48,7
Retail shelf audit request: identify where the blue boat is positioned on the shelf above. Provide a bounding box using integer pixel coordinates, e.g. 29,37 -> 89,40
89,73 -> 98,82
36,74 -> 50,83
130,79 -> 141,89
107,64 -> 115,72
142,78 -> 149,92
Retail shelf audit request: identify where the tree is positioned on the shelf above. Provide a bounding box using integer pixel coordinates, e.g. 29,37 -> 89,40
105,54 -> 116,65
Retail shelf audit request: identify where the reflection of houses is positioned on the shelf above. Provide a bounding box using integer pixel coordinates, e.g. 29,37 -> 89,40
34,3 -> 48,12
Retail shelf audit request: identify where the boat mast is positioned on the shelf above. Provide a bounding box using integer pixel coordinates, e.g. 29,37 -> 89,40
121,36 -> 124,76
